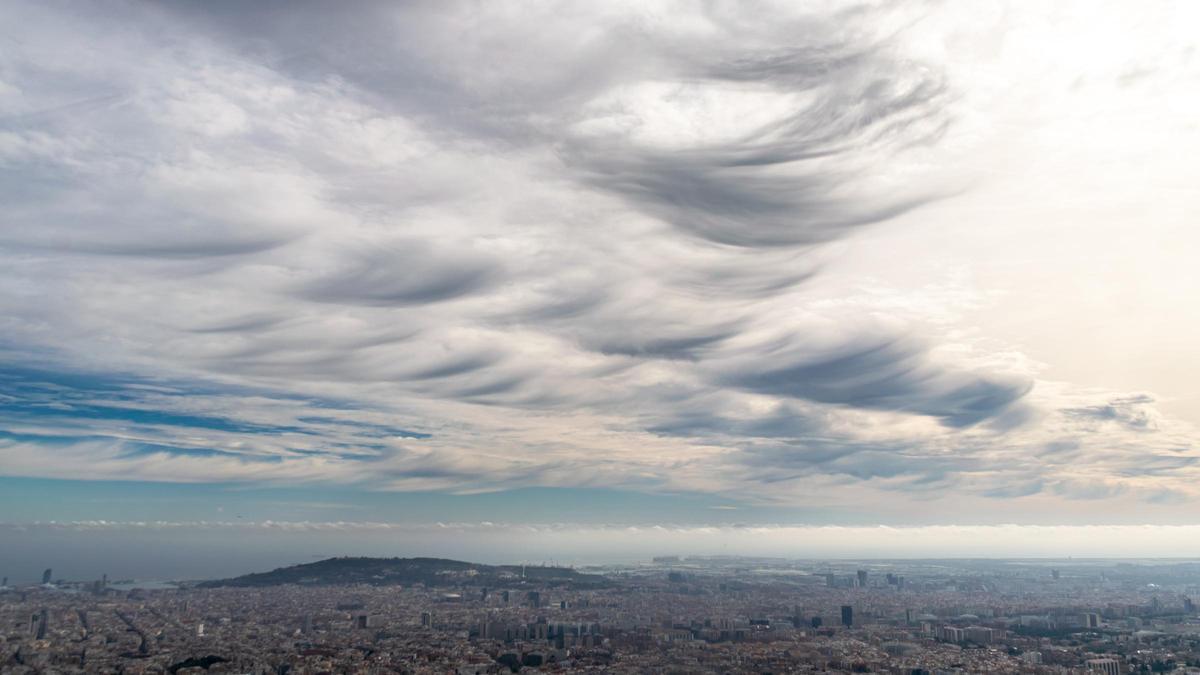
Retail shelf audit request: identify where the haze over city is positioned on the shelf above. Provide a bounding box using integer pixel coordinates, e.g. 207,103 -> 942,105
3,0 -> 1200,584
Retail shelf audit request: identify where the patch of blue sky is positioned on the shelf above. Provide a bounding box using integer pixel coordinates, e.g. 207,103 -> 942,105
0,365 -> 431,440
295,416 -> 430,438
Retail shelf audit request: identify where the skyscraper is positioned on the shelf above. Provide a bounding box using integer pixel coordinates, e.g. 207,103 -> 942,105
841,605 -> 853,628
35,608 -> 48,640
856,570 -> 868,587
41,568 -> 52,585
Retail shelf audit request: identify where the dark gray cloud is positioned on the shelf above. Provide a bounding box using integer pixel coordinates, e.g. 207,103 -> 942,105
716,336 -> 1032,427
297,242 -> 501,307
647,402 -> 825,439
1062,394 -> 1158,429
168,1 -> 950,250
566,138 -> 942,249
733,440 -> 971,490
1051,479 -> 1128,501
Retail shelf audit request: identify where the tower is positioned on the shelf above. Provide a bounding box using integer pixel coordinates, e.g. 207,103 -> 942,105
42,568 -> 52,585
841,605 -> 853,628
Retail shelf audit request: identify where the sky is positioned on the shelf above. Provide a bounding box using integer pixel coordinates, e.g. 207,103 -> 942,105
2,0 -> 1200,578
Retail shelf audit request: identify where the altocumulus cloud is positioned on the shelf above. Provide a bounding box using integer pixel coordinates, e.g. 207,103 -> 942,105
1,0 -> 1198,519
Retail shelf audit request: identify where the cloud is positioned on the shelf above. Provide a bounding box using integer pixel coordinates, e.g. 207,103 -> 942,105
1062,394 -> 1160,430
0,0 -> 1197,522
296,241 -> 502,307
714,333 -> 1032,427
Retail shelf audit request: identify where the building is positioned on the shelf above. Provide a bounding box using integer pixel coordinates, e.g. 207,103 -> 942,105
35,608 -> 48,640
856,570 -> 868,587
1086,658 -> 1123,675
966,626 -> 994,644
940,626 -> 965,643
41,569 -> 52,585
841,605 -> 853,628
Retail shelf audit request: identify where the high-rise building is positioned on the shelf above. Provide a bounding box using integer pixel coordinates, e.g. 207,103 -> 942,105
966,626 -> 995,644
1085,658 -> 1122,675
940,626 -> 965,643
856,570 -> 868,587
421,611 -> 432,628
42,568 -> 52,585
810,616 -> 822,629
841,605 -> 853,628
35,608 -> 48,640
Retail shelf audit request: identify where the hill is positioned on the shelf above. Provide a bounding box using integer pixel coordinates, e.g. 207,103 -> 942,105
197,556 -> 607,589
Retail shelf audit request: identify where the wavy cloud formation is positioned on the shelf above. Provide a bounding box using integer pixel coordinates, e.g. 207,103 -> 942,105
0,0 -> 1197,521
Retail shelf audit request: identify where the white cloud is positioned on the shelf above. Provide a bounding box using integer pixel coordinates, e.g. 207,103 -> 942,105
0,0 -> 1197,522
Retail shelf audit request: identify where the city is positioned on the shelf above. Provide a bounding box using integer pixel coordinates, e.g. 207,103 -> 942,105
4,557 -> 1200,673
3,0 -> 1200,673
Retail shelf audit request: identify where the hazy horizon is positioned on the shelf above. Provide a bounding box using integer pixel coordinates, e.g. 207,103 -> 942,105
7,521 -> 1200,585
